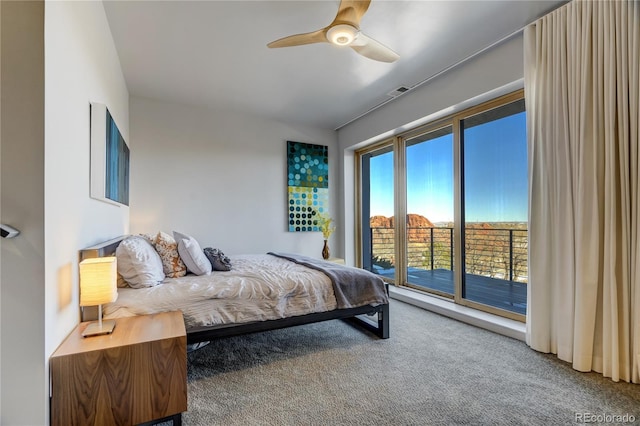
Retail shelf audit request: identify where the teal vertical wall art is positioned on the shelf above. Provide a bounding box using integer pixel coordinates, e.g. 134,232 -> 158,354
287,141 -> 329,232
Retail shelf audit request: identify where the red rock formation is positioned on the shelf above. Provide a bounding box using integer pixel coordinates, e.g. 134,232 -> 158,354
370,214 -> 435,243
407,213 -> 434,228
369,215 -> 392,229
369,214 -> 434,229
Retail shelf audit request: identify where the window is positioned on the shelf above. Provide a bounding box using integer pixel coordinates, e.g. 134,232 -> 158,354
405,125 -> 454,297
461,99 -> 527,314
356,90 -> 527,321
358,143 -> 395,282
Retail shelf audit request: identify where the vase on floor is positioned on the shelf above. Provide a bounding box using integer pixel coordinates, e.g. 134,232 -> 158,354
322,239 -> 330,260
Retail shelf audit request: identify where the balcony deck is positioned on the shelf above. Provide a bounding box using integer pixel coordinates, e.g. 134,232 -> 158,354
376,268 -> 527,315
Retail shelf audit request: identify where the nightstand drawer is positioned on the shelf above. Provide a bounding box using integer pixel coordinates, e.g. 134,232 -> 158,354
50,311 -> 187,425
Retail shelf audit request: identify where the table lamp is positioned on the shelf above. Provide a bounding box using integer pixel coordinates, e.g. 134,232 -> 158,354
79,257 -> 118,337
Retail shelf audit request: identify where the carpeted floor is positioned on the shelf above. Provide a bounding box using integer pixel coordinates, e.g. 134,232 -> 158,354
180,299 -> 640,425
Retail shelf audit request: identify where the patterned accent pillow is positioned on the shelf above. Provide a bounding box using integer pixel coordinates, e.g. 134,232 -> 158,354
203,247 -> 232,271
138,233 -> 157,245
154,231 -> 187,278
116,272 -> 129,288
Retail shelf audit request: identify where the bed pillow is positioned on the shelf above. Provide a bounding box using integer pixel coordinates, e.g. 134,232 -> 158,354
138,233 -> 157,245
116,272 -> 129,288
203,247 -> 232,271
115,236 -> 165,288
173,231 -> 212,276
154,231 -> 187,278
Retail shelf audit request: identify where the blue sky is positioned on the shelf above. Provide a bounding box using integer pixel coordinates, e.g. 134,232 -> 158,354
369,112 -> 528,223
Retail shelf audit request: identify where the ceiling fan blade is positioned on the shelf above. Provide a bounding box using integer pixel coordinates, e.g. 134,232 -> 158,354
332,0 -> 371,27
267,29 -> 327,48
350,32 -> 399,63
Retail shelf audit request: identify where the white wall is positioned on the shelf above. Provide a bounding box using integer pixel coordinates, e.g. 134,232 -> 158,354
130,98 -> 339,258
44,0 -> 129,348
337,35 -> 526,264
0,2 -> 45,424
0,1 -> 134,424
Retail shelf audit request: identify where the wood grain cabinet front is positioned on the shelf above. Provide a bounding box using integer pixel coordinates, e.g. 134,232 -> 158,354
50,311 -> 187,426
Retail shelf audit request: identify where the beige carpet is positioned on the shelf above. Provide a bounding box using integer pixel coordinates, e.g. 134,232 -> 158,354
180,299 -> 640,425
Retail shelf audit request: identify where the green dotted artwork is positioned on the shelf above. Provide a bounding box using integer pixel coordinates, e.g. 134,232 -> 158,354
287,141 -> 328,232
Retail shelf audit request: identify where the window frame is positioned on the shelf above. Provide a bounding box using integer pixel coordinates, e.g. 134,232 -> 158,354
355,89 -> 526,322
355,139 -> 396,283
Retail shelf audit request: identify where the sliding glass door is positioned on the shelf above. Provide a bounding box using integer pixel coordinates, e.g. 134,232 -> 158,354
461,99 -> 528,314
360,144 -> 395,282
356,90 -> 528,320
405,126 -> 454,297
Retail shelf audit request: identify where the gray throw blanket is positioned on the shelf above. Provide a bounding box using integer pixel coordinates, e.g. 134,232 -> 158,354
267,252 -> 389,309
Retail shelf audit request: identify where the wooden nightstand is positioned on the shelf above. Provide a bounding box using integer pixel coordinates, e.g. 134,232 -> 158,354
50,311 -> 187,426
326,257 -> 345,265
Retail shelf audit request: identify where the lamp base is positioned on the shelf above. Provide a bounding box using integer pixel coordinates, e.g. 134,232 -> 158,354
82,320 -> 116,337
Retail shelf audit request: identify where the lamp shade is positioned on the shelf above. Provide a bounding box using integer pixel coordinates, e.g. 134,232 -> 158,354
79,257 -> 118,307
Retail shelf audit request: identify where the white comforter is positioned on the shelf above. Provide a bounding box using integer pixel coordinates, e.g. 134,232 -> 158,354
103,254 -> 337,329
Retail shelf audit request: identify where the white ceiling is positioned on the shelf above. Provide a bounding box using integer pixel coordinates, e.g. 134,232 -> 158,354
103,0 -> 565,130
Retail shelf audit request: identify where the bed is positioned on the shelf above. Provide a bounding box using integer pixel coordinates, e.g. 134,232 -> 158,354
79,236 -> 389,344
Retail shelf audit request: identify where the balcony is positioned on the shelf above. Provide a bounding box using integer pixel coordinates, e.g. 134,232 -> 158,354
369,226 -> 528,315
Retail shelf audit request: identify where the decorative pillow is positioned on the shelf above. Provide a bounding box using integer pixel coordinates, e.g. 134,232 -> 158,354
173,231 -> 211,276
115,236 -> 165,288
153,231 -> 187,278
138,233 -> 157,245
116,272 -> 129,288
203,247 -> 232,271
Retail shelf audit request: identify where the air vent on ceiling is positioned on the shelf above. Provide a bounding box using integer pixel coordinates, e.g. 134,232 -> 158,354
387,86 -> 410,97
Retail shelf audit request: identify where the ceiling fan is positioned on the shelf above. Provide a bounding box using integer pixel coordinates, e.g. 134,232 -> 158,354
267,0 -> 399,63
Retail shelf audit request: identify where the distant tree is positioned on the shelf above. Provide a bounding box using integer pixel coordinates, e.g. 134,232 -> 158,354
422,241 -> 452,271
512,230 -> 528,282
465,231 -> 482,275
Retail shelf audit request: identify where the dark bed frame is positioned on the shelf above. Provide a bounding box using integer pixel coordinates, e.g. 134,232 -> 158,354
80,236 -> 389,343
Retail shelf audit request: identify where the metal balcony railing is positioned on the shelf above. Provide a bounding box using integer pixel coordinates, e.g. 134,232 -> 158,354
370,226 -> 528,283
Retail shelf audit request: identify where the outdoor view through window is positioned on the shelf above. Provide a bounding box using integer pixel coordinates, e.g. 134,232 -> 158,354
363,96 -> 527,317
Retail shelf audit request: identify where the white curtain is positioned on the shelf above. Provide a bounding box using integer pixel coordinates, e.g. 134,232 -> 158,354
525,0 -> 640,383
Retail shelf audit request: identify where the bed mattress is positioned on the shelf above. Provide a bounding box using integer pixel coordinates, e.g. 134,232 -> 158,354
103,254 -> 338,329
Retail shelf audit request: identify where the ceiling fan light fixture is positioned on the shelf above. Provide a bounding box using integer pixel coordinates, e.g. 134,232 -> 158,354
326,24 -> 358,46
267,0 -> 398,62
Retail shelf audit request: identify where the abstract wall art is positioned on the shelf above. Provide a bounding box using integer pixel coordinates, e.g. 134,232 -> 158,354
90,102 -> 130,206
287,141 -> 328,232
